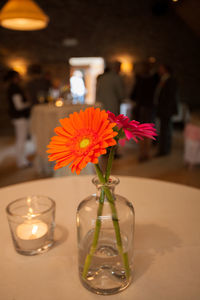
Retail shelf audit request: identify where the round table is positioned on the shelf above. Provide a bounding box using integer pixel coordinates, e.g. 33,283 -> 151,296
0,176 -> 200,300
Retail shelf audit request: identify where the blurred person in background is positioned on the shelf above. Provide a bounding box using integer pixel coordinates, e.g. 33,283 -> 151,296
48,78 -> 61,101
96,61 -> 126,159
130,61 -> 158,161
4,70 -> 31,168
70,70 -> 86,104
184,109 -> 200,168
154,64 -> 179,156
96,61 -> 125,115
26,64 -> 52,105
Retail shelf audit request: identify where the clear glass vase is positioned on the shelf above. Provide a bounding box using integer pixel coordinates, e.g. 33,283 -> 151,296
77,176 -> 135,295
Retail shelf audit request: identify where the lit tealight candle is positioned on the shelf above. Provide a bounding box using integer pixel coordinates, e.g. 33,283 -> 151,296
7,196 -> 55,255
17,221 -> 48,240
55,98 -> 64,107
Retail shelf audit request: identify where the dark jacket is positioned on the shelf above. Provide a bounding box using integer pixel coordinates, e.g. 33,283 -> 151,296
131,74 -> 158,108
130,74 -> 158,122
8,83 -> 30,119
157,77 -> 179,118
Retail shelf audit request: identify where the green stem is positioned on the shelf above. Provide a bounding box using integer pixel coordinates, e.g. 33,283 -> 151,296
104,153 -> 130,279
82,154 -> 130,280
103,186 -> 130,279
95,164 -> 106,184
82,188 -> 105,279
97,161 -> 130,279
105,146 -> 115,182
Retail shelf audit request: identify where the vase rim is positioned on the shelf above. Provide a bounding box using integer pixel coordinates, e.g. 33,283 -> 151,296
92,176 -> 120,187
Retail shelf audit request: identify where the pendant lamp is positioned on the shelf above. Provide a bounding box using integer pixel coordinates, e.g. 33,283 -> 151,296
0,0 -> 49,31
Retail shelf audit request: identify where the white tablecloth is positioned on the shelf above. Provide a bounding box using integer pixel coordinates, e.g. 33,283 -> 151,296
30,103 -> 100,175
0,176 -> 200,300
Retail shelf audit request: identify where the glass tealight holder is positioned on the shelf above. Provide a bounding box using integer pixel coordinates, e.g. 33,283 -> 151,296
6,195 -> 56,256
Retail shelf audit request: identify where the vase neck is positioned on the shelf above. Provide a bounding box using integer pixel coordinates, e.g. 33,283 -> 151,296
92,176 -> 119,199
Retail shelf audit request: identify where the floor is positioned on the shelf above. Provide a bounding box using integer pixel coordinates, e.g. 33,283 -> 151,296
0,131 -> 200,189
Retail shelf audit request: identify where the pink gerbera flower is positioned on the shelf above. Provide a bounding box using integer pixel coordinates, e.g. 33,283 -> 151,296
107,111 -> 157,145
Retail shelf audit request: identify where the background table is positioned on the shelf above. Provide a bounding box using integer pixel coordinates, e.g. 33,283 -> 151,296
30,103 -> 100,175
0,176 -> 200,300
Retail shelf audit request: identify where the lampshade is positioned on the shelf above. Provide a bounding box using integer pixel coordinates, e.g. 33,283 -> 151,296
0,0 -> 49,31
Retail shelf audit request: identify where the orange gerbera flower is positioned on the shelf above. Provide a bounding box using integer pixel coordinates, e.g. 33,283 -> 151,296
47,107 -> 118,174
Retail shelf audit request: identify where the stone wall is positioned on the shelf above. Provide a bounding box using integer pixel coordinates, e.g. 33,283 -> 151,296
0,0 -> 200,134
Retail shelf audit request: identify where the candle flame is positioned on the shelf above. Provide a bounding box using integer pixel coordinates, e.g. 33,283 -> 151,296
55,99 -> 64,107
29,207 -> 33,214
32,225 -> 38,235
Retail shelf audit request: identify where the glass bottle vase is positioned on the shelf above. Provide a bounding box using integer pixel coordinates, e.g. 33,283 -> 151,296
76,176 -> 135,295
